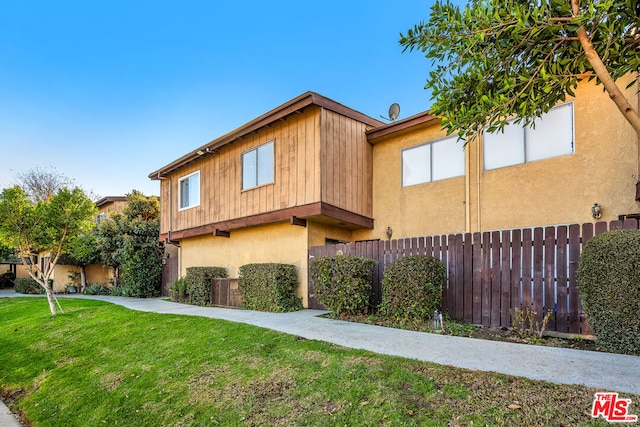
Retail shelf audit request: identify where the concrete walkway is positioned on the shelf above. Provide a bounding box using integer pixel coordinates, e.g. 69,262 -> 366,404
1,290 -> 639,425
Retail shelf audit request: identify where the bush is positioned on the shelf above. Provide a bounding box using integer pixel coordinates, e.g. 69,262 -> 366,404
168,277 -> 188,303
118,247 -> 162,298
185,267 -> 227,306
0,271 -> 15,288
238,263 -> 302,312
379,255 -> 446,325
14,278 -> 44,294
577,230 -> 640,355
84,283 -> 110,295
309,256 -> 377,316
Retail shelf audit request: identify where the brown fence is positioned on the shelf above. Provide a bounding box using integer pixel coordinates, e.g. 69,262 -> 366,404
308,219 -> 640,334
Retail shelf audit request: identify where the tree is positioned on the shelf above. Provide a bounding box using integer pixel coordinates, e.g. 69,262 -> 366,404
59,230 -> 100,292
400,0 -> 640,141
14,166 -> 76,202
0,186 -> 97,315
95,190 -> 162,297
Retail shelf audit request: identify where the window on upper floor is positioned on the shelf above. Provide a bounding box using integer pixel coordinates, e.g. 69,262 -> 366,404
242,141 -> 274,190
178,171 -> 200,210
483,102 -> 574,170
402,135 -> 465,187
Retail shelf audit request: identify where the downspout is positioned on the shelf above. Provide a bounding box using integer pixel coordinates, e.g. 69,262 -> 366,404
476,135 -> 482,232
465,141 -> 471,232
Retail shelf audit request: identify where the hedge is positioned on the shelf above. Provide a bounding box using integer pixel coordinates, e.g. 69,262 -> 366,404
577,230 -> 640,354
238,263 -> 302,312
308,255 -> 377,316
0,272 -> 15,289
379,255 -> 446,325
14,278 -> 44,294
185,267 -> 227,306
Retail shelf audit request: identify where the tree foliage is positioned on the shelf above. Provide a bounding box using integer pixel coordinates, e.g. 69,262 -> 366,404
95,190 -> 162,297
0,185 -> 96,314
400,0 -> 640,140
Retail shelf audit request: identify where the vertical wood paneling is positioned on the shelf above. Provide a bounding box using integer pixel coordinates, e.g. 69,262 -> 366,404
556,225 -> 568,332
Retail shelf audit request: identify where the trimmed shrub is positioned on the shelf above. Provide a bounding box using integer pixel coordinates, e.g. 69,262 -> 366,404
379,255 -> 446,325
0,272 -> 15,289
185,267 -> 227,306
118,247 -> 162,298
577,230 -> 640,354
14,278 -> 44,294
309,256 -> 377,316
168,277 -> 188,303
238,263 -> 302,312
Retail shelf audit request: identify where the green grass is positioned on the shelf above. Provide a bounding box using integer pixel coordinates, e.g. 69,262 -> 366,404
0,297 -> 620,426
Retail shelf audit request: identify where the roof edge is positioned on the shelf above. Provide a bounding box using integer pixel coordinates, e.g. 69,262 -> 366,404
366,110 -> 439,144
149,92 -> 384,180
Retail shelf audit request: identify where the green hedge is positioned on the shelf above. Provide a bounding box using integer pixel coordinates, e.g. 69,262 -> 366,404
379,255 -> 446,325
14,278 -> 44,294
309,256 -> 377,316
577,230 -> 640,354
238,263 -> 302,312
185,267 -> 227,306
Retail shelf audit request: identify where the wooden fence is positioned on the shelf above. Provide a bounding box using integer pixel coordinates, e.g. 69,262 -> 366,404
308,219 -> 640,334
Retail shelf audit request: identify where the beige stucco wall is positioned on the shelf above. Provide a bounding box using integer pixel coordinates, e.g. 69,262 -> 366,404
178,220 -> 359,308
180,221 -> 310,305
354,77 -> 639,240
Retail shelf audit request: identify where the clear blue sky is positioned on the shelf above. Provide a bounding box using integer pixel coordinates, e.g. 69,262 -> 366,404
0,0 -> 435,198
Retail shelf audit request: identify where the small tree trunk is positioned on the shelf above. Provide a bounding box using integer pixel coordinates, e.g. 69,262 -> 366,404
80,266 -> 87,293
44,283 -> 57,316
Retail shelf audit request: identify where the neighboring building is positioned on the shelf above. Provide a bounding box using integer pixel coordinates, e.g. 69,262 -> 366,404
95,196 -> 127,224
150,78 -> 640,307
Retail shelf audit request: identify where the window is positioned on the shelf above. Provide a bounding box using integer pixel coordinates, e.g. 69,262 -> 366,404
402,135 -> 465,187
242,141 -> 274,190
178,171 -> 200,210
96,212 -> 106,224
483,102 -> 574,170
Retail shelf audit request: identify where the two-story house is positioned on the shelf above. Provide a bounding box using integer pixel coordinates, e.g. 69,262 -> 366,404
150,76 -> 640,308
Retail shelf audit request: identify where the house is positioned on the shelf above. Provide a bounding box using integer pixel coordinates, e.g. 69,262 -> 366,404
150,77 -> 639,308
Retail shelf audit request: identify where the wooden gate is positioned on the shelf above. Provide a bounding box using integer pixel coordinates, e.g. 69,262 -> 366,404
161,256 -> 179,297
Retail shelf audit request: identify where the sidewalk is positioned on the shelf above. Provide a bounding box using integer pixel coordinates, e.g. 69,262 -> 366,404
2,291 -> 639,399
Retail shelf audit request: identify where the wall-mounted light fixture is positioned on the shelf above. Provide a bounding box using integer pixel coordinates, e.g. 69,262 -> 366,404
196,148 -> 210,156
386,226 -> 393,240
591,202 -> 602,219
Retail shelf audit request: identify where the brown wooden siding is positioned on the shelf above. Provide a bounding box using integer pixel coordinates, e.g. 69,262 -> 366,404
320,109 -> 373,217
160,106 -> 373,235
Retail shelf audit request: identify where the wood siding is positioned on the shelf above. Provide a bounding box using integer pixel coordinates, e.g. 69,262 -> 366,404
160,106 -> 373,235
320,108 -> 373,217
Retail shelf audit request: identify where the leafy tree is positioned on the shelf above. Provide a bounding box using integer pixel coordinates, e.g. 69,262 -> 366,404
59,230 -> 100,292
0,186 -> 97,315
400,0 -> 640,140
95,190 -> 162,297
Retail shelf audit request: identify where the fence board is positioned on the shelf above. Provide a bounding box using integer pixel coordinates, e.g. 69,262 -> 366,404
463,233 -> 473,322
500,230 -> 511,327
521,228 -> 533,309
482,231 -> 491,326
556,226 -> 568,332
533,227 -> 544,323
568,224 -> 581,333
490,231 -> 501,326
543,227 -> 556,327
472,232 -> 482,324
511,229 -> 522,310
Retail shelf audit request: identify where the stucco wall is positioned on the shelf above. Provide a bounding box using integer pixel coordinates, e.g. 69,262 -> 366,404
179,222 -> 310,305
354,77 -> 639,241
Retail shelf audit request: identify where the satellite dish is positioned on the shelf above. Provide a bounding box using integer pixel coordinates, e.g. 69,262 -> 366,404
380,103 -> 400,122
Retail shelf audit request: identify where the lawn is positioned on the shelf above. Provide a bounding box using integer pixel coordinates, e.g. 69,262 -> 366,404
0,297 -> 619,426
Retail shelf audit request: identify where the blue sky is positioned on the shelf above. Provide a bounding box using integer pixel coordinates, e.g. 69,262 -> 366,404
0,1 -> 435,198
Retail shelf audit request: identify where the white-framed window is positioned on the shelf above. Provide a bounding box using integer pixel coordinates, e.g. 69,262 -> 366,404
242,141 -> 274,190
178,171 -> 200,210
483,102 -> 574,170
402,135 -> 465,187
